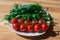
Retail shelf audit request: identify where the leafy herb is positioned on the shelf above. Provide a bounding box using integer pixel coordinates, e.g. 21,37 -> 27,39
4,4 -> 50,22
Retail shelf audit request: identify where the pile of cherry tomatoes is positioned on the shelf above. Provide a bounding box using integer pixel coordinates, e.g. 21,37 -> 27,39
11,18 -> 48,32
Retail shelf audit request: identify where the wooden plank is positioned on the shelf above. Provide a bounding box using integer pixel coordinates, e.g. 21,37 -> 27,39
0,3 -> 60,13
0,0 -> 60,40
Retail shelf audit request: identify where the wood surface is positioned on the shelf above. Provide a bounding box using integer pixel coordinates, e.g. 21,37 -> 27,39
0,0 -> 60,40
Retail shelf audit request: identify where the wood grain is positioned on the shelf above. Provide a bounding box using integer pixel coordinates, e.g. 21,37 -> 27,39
0,0 -> 60,40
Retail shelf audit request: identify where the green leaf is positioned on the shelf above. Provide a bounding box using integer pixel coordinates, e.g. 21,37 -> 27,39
4,15 -> 10,21
16,15 -> 22,19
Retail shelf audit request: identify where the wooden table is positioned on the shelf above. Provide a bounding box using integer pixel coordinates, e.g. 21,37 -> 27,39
0,0 -> 60,40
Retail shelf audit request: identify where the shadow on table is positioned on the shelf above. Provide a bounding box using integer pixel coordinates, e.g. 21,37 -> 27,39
17,14 -> 59,40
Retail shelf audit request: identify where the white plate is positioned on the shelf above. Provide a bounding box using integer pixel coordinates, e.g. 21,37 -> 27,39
7,9 -> 50,36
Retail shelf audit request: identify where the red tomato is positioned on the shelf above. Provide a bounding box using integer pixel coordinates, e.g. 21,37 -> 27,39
34,24 -> 40,32
24,20 -> 29,25
32,20 -> 36,24
18,18 -> 22,23
39,19 -> 43,24
34,23 -> 38,26
27,24 -> 33,32
11,18 -> 17,24
12,23 -> 19,31
20,24 -> 26,31
41,23 -> 48,31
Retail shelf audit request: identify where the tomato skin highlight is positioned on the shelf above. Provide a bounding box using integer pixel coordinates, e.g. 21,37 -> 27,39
24,20 -> 30,25
11,18 -> 17,24
18,18 -> 22,23
12,23 -> 19,31
27,24 -> 33,32
34,24 -> 41,32
39,19 -> 43,24
20,24 -> 26,31
41,23 -> 48,31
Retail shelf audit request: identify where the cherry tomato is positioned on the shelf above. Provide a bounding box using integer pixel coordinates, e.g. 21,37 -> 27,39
24,20 -> 29,25
11,18 -> 17,24
18,18 -> 22,23
27,24 -> 33,32
41,23 -> 48,31
34,24 -> 40,32
34,23 -> 38,26
12,23 -> 19,31
20,24 -> 26,31
39,19 -> 43,24
32,20 -> 36,24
